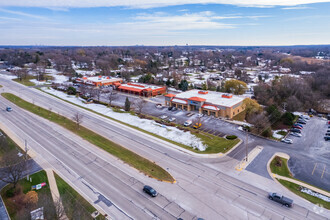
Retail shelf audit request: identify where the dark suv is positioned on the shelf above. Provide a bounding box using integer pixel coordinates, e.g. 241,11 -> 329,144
143,185 -> 158,197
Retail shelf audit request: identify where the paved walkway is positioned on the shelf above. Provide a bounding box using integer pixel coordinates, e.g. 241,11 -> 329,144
272,174 -> 330,198
46,169 -> 68,220
0,196 -> 9,220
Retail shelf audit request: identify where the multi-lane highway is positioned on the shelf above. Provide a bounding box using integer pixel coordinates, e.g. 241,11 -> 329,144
0,77 -> 329,219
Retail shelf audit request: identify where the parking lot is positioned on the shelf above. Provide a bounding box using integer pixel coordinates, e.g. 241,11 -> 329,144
287,116 -> 330,191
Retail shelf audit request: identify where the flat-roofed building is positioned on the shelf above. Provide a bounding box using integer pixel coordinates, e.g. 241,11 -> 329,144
116,82 -> 166,97
76,76 -> 123,87
165,89 -> 245,119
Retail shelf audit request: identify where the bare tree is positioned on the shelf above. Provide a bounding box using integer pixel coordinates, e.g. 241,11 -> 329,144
107,90 -> 118,107
72,112 -> 84,130
93,88 -> 102,102
134,97 -> 147,114
0,150 -> 27,189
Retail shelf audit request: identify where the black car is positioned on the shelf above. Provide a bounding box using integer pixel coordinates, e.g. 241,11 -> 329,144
290,128 -> 301,133
143,185 -> 158,197
324,136 -> 330,141
168,106 -> 173,111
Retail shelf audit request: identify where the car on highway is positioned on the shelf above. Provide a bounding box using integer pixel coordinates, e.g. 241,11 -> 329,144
6,107 -> 12,112
143,185 -> 158,197
290,128 -> 301,133
281,138 -> 293,144
184,120 -> 192,127
290,132 -> 302,137
168,117 -> 176,122
268,193 -> 293,207
160,115 -> 168,120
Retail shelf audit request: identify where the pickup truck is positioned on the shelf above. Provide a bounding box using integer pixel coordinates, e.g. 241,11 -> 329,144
268,193 -> 293,207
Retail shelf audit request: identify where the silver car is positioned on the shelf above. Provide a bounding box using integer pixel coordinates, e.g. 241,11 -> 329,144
281,138 -> 293,144
290,132 -> 302,137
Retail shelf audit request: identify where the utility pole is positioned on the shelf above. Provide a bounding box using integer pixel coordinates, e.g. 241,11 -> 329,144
245,131 -> 248,162
25,140 -> 30,180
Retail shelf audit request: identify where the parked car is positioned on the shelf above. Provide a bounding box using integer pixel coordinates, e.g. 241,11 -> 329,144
281,138 -> 293,144
299,115 -> 310,120
6,107 -> 12,112
297,120 -> 306,124
143,185 -> 158,197
197,113 -> 204,118
160,115 -> 168,120
327,130 -> 330,133
328,121 -> 330,125
292,125 -> 302,130
326,132 -> 330,136
325,136 -> 330,141
290,132 -> 302,137
293,123 -> 303,128
184,120 -> 192,127
268,193 -> 293,207
168,117 -> 176,122
155,104 -> 163,109
168,106 -> 173,111
171,107 -> 177,111
290,128 -> 301,133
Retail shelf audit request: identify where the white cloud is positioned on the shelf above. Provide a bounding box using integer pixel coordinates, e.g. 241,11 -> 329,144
282,6 -> 313,9
0,8 -> 48,19
0,0 -> 328,8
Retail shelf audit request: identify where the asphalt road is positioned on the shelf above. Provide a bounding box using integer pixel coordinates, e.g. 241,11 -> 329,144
0,78 -> 329,219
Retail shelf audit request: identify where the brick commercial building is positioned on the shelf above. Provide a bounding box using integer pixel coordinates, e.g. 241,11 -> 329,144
76,76 -> 123,87
165,90 -> 245,119
115,83 -> 166,97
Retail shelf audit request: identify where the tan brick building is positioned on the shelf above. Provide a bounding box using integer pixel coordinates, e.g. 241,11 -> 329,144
165,90 -> 245,119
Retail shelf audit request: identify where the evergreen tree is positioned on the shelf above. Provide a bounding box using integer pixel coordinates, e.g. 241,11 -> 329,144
124,97 -> 131,111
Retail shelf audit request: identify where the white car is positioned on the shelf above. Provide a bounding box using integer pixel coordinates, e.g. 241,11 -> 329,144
168,117 -> 176,122
290,132 -> 302,137
184,120 -> 192,127
197,114 -> 204,118
160,115 -> 168,120
281,138 -> 293,144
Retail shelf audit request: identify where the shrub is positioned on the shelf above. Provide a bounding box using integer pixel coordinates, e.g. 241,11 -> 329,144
282,112 -> 295,125
226,135 -> 237,140
261,128 -> 272,137
6,188 -> 15,198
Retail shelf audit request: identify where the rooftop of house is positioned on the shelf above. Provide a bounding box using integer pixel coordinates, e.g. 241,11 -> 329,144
174,89 -> 245,107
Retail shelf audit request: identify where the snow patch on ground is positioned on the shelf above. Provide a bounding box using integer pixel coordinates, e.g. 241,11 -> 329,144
30,79 -> 51,85
0,73 -> 17,79
42,88 -> 207,151
300,188 -> 330,202
272,129 -> 287,139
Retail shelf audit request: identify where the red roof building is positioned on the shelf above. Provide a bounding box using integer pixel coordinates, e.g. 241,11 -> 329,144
116,83 -> 166,97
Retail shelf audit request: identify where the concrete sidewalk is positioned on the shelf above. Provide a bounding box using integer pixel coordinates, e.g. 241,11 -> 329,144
273,174 -> 330,198
46,169 -> 68,220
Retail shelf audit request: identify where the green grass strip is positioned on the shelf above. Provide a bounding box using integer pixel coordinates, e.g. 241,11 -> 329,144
39,88 -> 239,154
2,93 -> 174,182
277,179 -> 330,210
13,76 -> 36,87
54,172 -> 105,219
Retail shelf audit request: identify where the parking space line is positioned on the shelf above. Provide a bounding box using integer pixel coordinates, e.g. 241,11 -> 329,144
321,165 -> 326,179
312,163 -> 317,175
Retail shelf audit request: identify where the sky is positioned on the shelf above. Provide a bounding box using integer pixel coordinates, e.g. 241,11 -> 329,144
0,0 -> 329,46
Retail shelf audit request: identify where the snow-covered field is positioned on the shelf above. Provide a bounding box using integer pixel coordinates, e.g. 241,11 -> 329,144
300,188 -> 330,202
41,88 -> 207,151
0,73 -> 17,80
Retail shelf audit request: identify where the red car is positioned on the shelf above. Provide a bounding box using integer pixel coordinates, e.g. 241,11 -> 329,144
292,125 -> 302,129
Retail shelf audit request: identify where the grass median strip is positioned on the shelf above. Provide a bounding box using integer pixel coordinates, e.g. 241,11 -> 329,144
2,93 -> 174,183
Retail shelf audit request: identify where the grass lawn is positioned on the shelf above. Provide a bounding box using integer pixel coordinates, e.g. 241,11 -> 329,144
1,170 -> 52,219
2,93 -> 174,183
233,109 -> 246,121
270,156 -> 292,178
277,131 -> 287,136
278,179 -> 330,210
40,89 -> 239,154
0,129 -> 21,157
13,75 -> 36,87
54,173 -> 105,220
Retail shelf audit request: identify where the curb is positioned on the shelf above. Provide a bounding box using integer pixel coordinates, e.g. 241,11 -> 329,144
0,195 -> 10,220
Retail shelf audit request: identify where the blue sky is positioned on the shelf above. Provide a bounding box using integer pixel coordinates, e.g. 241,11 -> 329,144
0,1 -> 329,46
